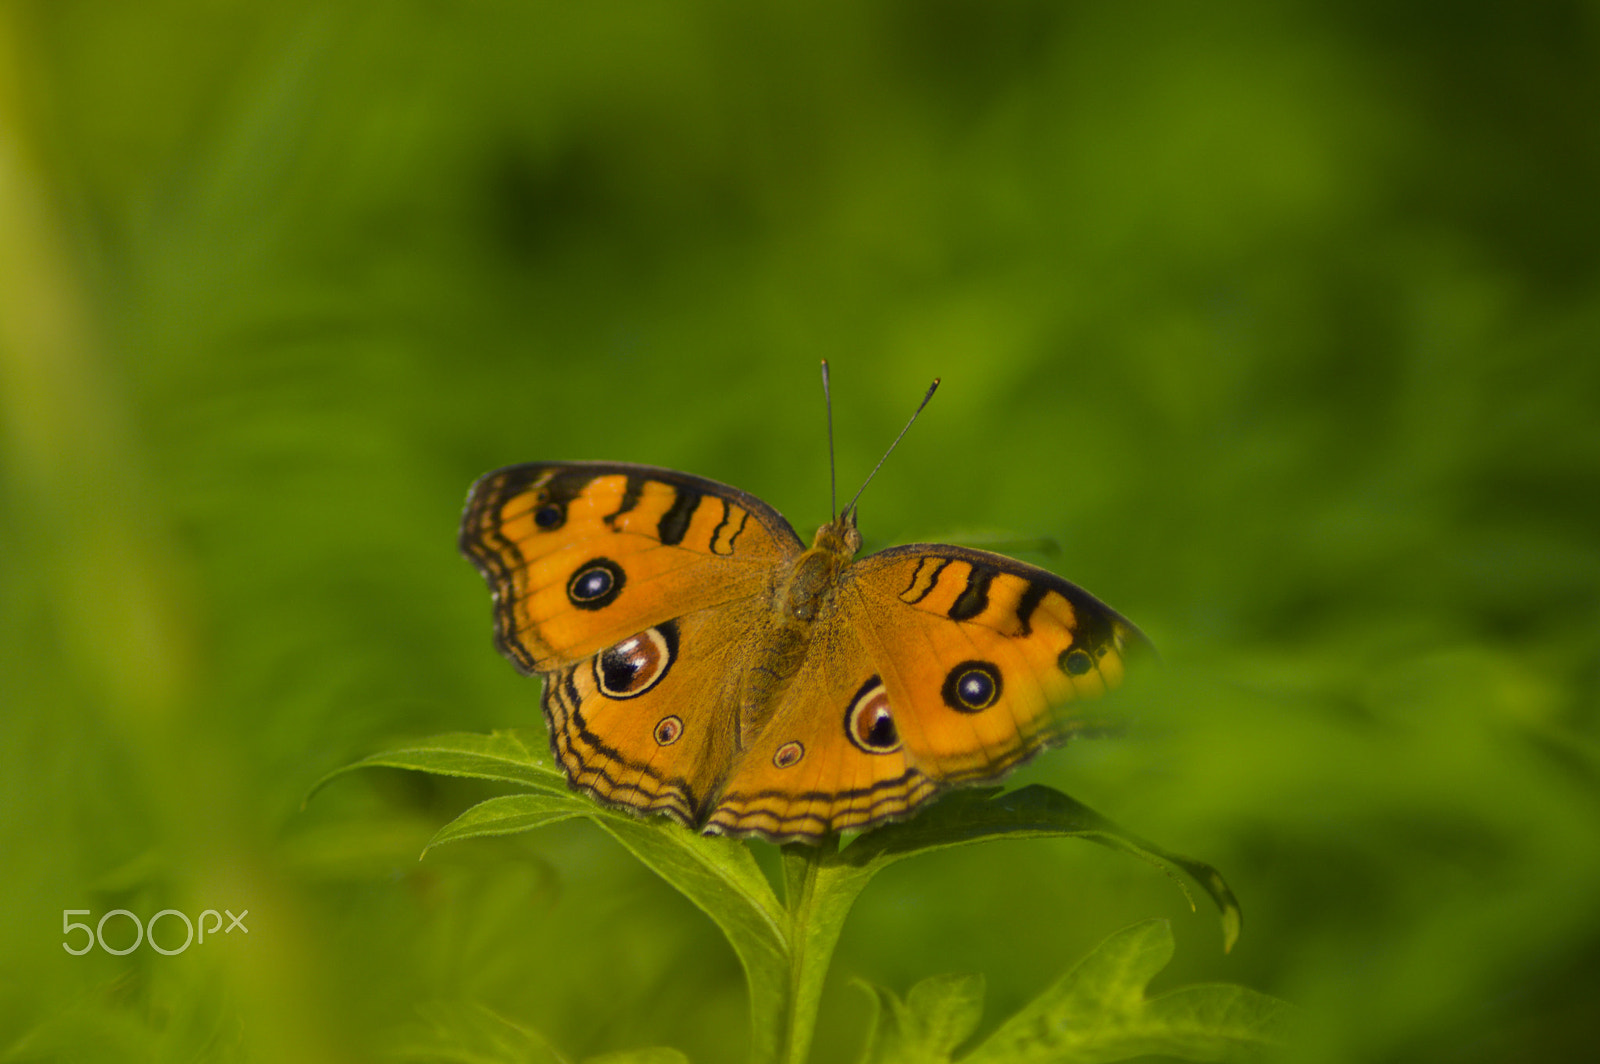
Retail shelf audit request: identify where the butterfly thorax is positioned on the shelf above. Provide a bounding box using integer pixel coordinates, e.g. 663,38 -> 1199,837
785,518 -> 859,617
733,517 -> 861,745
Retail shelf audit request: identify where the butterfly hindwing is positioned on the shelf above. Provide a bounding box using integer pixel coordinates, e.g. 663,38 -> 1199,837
542,603 -> 770,826
701,621 -> 938,841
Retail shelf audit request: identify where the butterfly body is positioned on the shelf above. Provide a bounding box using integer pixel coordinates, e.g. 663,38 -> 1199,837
461,461 -> 1144,844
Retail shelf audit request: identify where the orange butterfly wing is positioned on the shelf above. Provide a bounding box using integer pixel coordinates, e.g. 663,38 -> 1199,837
851,544 -> 1143,776
460,463 -> 803,822
460,462 -> 803,671
700,618 -> 941,840
535,603 -> 768,825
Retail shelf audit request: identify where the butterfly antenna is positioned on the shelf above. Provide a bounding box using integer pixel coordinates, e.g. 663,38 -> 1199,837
842,377 -> 940,521
821,360 -> 839,520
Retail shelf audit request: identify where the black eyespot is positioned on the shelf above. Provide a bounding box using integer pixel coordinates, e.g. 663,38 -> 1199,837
845,677 -> 901,754
773,741 -> 804,769
594,623 -> 677,699
653,716 -> 683,746
942,660 -> 1003,713
1059,648 -> 1094,676
534,503 -> 565,529
567,558 -> 625,610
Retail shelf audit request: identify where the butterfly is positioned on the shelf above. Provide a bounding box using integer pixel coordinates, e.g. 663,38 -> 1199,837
459,380 -> 1147,844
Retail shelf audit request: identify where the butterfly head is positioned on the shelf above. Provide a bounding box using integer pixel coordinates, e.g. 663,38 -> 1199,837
812,509 -> 863,558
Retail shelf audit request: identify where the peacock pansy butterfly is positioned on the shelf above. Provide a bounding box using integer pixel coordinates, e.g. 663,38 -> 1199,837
459,373 -> 1147,844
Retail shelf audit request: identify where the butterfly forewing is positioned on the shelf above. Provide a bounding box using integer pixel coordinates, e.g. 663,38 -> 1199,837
849,544 -> 1144,774
460,462 -> 804,673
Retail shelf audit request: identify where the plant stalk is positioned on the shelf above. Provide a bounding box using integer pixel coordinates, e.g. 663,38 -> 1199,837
775,842 -> 843,1064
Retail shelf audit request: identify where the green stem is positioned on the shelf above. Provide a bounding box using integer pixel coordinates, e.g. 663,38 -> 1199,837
779,843 -> 823,1064
774,841 -> 865,1064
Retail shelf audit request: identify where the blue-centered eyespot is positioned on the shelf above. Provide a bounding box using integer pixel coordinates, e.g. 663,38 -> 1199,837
567,558 -> 625,610
942,660 -> 1002,713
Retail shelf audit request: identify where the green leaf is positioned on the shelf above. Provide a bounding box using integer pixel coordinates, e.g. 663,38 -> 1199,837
856,973 -> 987,1064
906,975 -> 986,1054
308,729 -> 569,801
836,786 -> 1242,951
586,814 -> 790,1064
961,920 -> 1294,1064
765,790 -> 1247,1064
325,731 -> 793,1063
422,793 -> 590,854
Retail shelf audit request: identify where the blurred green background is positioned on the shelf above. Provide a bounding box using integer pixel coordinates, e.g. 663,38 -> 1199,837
3,2 -> 1598,1062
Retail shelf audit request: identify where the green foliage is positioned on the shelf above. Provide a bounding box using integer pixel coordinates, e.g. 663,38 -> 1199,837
329,731 -> 1274,1063
856,973 -> 987,1063
860,922 -> 1290,1064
